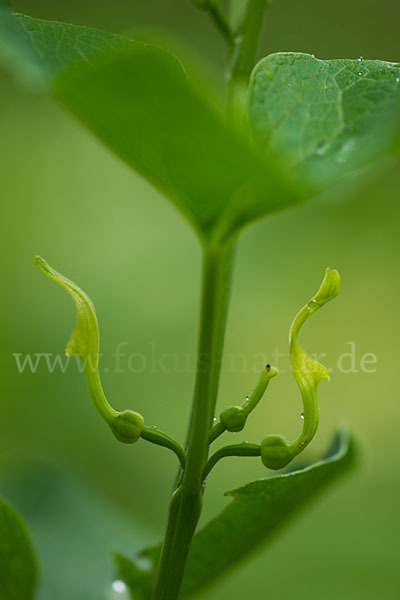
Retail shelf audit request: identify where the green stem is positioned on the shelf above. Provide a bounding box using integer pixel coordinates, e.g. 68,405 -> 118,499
227,0 -> 269,120
151,241 -> 235,600
193,1 -> 233,45
208,420 -> 226,444
150,3 -> 268,597
141,427 -> 186,470
203,443 -> 261,479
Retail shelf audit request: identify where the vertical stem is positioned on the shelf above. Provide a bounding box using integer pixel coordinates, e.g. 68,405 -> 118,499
183,242 -> 235,491
151,3 -> 269,598
151,241 -> 235,600
227,0 -> 269,120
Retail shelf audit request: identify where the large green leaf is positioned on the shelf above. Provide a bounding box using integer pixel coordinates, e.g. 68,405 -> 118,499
4,15 -> 400,239
248,52 -> 400,186
2,14 -> 400,238
0,496 -> 38,600
116,428 -> 356,599
0,11 -> 308,240
54,44 -> 306,241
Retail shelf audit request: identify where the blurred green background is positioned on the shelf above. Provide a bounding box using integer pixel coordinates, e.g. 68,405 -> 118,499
1,1 -> 399,598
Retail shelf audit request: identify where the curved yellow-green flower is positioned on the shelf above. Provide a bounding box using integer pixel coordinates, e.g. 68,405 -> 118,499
34,256 -> 144,444
261,268 -> 340,469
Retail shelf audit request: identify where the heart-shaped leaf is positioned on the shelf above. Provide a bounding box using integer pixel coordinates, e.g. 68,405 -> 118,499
116,428 -> 356,599
248,52 -> 400,186
0,496 -> 38,600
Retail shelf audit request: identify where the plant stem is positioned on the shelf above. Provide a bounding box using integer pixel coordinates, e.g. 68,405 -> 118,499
227,0 -> 269,120
151,242 -> 235,600
150,4 -> 268,597
141,427 -> 186,470
193,1 -> 233,46
203,443 -> 261,479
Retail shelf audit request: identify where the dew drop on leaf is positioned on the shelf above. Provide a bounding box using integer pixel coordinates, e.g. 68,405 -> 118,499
336,139 -> 355,163
111,580 -> 129,598
136,556 -> 153,571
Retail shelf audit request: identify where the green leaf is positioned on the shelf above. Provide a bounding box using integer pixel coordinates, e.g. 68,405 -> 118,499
0,9 -> 132,86
53,44 -> 306,241
0,461 -> 151,600
0,496 -> 38,600
16,14 -> 131,80
0,3 -> 46,86
5,17 -> 399,239
248,52 -> 400,187
114,553 -> 154,600
0,13 -> 308,240
117,428 -> 357,599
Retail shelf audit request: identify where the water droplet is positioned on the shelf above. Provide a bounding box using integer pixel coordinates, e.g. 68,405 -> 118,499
300,413 -> 304,420
151,425 -> 157,430
307,299 -> 318,311
245,395 -> 249,401
242,440 -> 249,444
136,556 -> 153,571
213,416 -> 217,422
112,580 -> 128,594
396,78 -> 400,83
336,138 -> 355,163
358,56 -> 364,62
311,54 -> 315,58
358,72 -> 363,76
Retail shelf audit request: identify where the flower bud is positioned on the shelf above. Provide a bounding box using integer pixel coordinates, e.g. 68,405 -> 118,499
261,434 -> 292,470
220,406 -> 247,432
110,410 -> 144,444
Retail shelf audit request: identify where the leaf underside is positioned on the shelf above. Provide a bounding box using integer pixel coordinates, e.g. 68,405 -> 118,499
116,428 -> 357,599
0,497 -> 37,600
